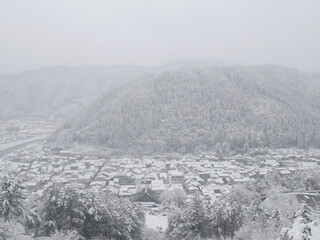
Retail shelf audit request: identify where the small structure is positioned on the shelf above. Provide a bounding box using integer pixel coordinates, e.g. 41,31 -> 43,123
170,170 -> 185,183
118,175 -> 135,185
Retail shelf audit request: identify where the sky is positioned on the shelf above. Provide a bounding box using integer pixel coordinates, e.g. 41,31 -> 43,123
0,0 -> 320,74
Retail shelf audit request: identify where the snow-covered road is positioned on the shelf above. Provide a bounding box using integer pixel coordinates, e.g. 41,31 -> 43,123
0,135 -> 46,156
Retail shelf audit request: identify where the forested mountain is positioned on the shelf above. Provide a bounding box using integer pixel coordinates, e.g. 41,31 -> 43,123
52,65 -> 320,154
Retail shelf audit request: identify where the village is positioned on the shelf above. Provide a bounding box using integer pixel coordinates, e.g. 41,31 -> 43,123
1,144 -> 320,204
1,119 -> 320,232
0,142 -> 320,232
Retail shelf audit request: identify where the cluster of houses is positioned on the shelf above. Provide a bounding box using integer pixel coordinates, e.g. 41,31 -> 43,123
1,145 -> 320,206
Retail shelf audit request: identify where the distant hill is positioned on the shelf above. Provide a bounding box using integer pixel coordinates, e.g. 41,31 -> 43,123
51,65 -> 320,154
156,59 -> 224,71
0,65 -> 149,119
0,60 -> 221,119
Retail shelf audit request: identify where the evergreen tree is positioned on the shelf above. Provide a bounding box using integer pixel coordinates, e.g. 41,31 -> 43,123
39,186 -> 145,240
166,193 -> 243,239
184,193 -> 206,238
39,186 -> 90,234
209,193 -> 243,239
166,208 -> 188,240
299,204 -> 313,224
0,174 -> 28,222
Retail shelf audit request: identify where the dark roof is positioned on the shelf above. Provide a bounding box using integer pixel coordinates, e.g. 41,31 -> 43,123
131,186 -> 160,204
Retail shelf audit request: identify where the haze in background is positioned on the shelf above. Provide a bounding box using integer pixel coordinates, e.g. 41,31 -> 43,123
1,0 -> 320,74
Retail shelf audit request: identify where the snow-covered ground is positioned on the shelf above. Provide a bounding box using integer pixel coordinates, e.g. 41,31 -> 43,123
311,224 -> 320,240
145,212 -> 168,232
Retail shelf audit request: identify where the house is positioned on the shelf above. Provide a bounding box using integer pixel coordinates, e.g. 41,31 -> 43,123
131,186 -> 160,204
199,173 -> 211,182
265,160 -> 280,167
169,170 -> 184,183
150,180 -> 166,194
118,175 -> 135,185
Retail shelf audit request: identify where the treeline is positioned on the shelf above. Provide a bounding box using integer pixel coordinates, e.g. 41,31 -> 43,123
0,174 -> 145,239
166,193 -> 243,239
52,65 -> 320,154
166,171 -> 320,240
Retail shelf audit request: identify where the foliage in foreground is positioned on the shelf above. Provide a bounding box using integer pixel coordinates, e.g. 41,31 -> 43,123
36,186 -> 145,239
1,171 -> 320,239
0,173 -> 145,240
166,171 -> 320,240
166,193 -> 243,240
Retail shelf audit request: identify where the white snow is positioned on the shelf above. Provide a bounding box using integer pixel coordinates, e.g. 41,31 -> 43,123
145,212 -> 168,232
311,222 -> 320,240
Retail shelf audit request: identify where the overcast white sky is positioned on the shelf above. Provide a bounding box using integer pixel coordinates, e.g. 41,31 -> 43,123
0,0 -> 320,73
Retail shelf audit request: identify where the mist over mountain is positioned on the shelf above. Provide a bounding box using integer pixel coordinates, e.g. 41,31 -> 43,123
156,59 -> 224,71
51,65 -> 320,154
0,65 -> 149,119
0,60 -> 222,119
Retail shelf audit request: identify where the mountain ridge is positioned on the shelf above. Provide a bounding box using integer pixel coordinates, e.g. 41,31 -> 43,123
51,65 -> 320,154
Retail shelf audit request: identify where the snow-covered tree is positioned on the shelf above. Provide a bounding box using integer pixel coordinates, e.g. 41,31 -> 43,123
279,204 -> 320,240
160,188 -> 186,208
97,192 -> 145,240
167,192 -> 243,239
38,186 -> 145,240
166,208 -> 188,240
299,204 -> 314,224
0,173 -> 35,239
0,219 -> 32,240
0,174 -> 28,222
210,193 -> 243,239
39,186 -> 90,234
184,193 -> 206,237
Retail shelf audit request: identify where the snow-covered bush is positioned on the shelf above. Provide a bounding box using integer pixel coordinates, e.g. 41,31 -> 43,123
0,219 -> 32,240
279,204 -> 320,240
